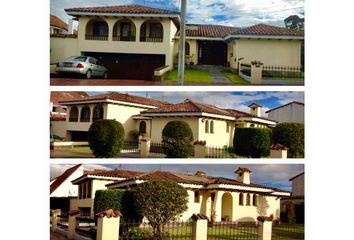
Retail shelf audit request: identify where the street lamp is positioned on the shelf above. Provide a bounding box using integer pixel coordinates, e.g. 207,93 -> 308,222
177,0 -> 187,86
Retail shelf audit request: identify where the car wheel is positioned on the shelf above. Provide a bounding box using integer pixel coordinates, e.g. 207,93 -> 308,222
86,69 -> 92,79
103,72 -> 108,79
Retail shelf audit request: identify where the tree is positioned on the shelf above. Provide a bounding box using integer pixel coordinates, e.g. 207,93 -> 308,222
272,122 -> 304,158
133,180 -> 189,239
88,119 -> 125,157
233,128 -> 271,158
162,121 -> 194,158
256,195 -> 270,216
284,15 -> 304,31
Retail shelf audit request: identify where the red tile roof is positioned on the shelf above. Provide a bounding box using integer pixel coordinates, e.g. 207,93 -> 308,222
142,99 -> 234,117
59,92 -> 170,108
235,167 -> 252,173
270,144 -> 289,151
248,102 -> 263,108
86,169 -> 143,179
65,5 -> 179,15
177,24 -> 237,38
51,92 -> 88,105
233,24 -> 304,36
50,164 -> 82,194
50,15 -> 68,30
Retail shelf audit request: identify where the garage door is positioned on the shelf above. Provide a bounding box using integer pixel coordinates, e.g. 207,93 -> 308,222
84,52 -> 165,80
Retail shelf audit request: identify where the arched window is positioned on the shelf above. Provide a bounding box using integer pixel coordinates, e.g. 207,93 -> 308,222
112,19 -> 136,41
246,193 -> 251,206
210,120 -> 214,133
205,120 -> 209,133
69,106 -> 78,122
194,191 -> 200,203
93,105 -> 104,122
139,121 -> 147,134
85,18 -> 109,40
253,194 -> 257,206
80,106 -> 91,122
185,42 -> 190,55
140,20 -> 163,42
239,193 -> 244,205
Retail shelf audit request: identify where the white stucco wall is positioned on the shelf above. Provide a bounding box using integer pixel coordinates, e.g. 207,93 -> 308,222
267,103 -> 304,123
50,166 -> 84,197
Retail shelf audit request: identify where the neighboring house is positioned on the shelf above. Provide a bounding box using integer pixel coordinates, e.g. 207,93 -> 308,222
50,91 -> 88,139
69,169 -> 143,216
70,167 -> 290,221
50,5 -> 304,80
281,172 -> 304,223
50,15 -> 69,34
266,101 -> 304,123
58,92 -> 276,147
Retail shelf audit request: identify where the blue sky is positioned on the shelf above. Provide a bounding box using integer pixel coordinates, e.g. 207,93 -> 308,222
50,0 -> 304,28
87,91 -> 304,117
51,164 -> 304,191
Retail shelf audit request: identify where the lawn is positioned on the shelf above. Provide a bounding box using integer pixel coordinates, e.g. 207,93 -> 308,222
59,146 -> 92,153
222,71 -> 249,84
164,68 -> 213,83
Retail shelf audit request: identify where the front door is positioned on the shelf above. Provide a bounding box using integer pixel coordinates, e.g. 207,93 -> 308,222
198,41 -> 227,66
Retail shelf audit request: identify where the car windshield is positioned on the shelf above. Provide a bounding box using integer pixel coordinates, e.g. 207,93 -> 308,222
64,56 -> 88,62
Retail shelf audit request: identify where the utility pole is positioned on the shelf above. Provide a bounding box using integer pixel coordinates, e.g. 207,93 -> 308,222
177,0 -> 187,86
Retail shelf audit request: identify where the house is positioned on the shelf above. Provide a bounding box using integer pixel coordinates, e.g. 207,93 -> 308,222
50,5 -> 304,80
69,168 -> 143,216
50,164 -> 84,212
69,167 -> 290,222
265,101 -> 304,123
281,172 -> 304,223
50,15 -> 69,34
50,91 -> 88,139
58,92 -> 277,147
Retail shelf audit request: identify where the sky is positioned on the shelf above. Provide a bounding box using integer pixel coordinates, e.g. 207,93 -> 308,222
50,164 -> 304,191
87,91 -> 304,117
50,0 -> 304,28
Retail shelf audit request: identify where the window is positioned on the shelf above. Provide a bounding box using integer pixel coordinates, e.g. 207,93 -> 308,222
139,121 -> 147,134
69,106 -> 78,122
246,193 -> 251,206
185,42 -> 190,55
79,181 -> 92,199
210,121 -> 214,133
226,122 -> 229,133
93,21 -> 108,36
253,194 -> 257,206
80,106 -> 91,122
194,191 -> 200,203
239,193 -> 244,205
93,105 -> 104,122
88,57 -> 96,64
205,120 -> 209,133
150,23 -> 163,38
121,22 -> 131,37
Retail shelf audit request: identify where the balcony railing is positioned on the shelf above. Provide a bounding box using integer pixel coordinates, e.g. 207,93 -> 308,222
112,36 -> 136,42
85,35 -> 108,41
140,36 -> 163,42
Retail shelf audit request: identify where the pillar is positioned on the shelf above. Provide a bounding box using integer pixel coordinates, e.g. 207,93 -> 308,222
67,210 -> 80,239
257,216 -> 273,240
50,209 -> 61,232
96,209 -> 122,240
194,141 -> 206,158
191,214 -> 208,240
140,138 -> 151,158
251,62 -> 263,84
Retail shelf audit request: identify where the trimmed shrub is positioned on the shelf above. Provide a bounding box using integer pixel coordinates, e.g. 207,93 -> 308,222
94,189 -> 141,221
88,119 -> 125,158
233,127 -> 271,158
272,122 -> 304,158
162,121 -> 194,158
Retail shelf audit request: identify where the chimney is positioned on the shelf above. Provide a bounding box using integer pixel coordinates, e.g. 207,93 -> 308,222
235,167 -> 252,184
248,102 -> 262,117
195,171 -> 207,177
68,19 -> 74,34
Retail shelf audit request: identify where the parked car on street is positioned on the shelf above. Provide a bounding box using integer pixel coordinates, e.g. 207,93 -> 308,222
55,56 -> 108,79
50,134 -> 63,142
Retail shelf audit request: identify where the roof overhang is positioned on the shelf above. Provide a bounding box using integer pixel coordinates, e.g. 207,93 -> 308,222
174,36 -> 224,41
237,116 -> 277,126
206,184 -> 290,197
65,11 -> 180,19
141,112 -> 235,121
225,35 -> 304,41
71,174 -> 127,185
59,99 -> 158,109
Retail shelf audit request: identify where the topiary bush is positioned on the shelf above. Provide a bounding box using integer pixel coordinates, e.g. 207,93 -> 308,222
233,127 -> 271,158
271,122 -> 304,158
94,189 -> 141,222
162,121 -> 194,158
88,119 -> 125,158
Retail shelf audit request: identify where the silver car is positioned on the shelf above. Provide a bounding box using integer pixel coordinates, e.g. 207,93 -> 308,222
56,56 -> 108,79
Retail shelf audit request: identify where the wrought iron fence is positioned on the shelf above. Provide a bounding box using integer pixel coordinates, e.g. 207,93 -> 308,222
262,66 -> 304,80
240,64 -> 251,77
85,35 -> 108,41
149,142 -> 165,157
123,141 -> 140,153
271,223 -> 304,239
120,221 -> 192,240
113,36 -> 136,42
207,221 -> 258,240
140,36 -> 163,42
206,146 -> 235,158
75,216 -> 96,239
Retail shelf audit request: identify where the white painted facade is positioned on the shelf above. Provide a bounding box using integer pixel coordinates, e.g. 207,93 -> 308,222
50,166 -> 84,197
266,102 -> 304,123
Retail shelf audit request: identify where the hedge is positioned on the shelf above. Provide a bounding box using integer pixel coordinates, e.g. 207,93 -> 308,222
88,119 -> 125,158
94,189 -> 141,221
233,127 -> 271,158
272,122 -> 304,158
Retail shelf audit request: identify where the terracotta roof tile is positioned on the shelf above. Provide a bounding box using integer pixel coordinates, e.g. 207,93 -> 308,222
65,5 -> 179,15
50,164 -> 82,194
177,24 -> 237,38
59,92 -> 170,108
86,169 -> 143,179
270,144 -> 289,151
50,15 -> 68,30
51,92 -> 88,105
233,24 -> 304,36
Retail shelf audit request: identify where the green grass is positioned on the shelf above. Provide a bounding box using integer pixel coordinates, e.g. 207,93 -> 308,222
263,76 -> 304,82
59,146 -> 92,153
164,68 -> 213,83
222,71 -> 249,84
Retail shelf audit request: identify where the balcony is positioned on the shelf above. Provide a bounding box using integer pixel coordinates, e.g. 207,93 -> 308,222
139,36 -> 163,43
112,35 -> 136,42
85,35 -> 108,41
